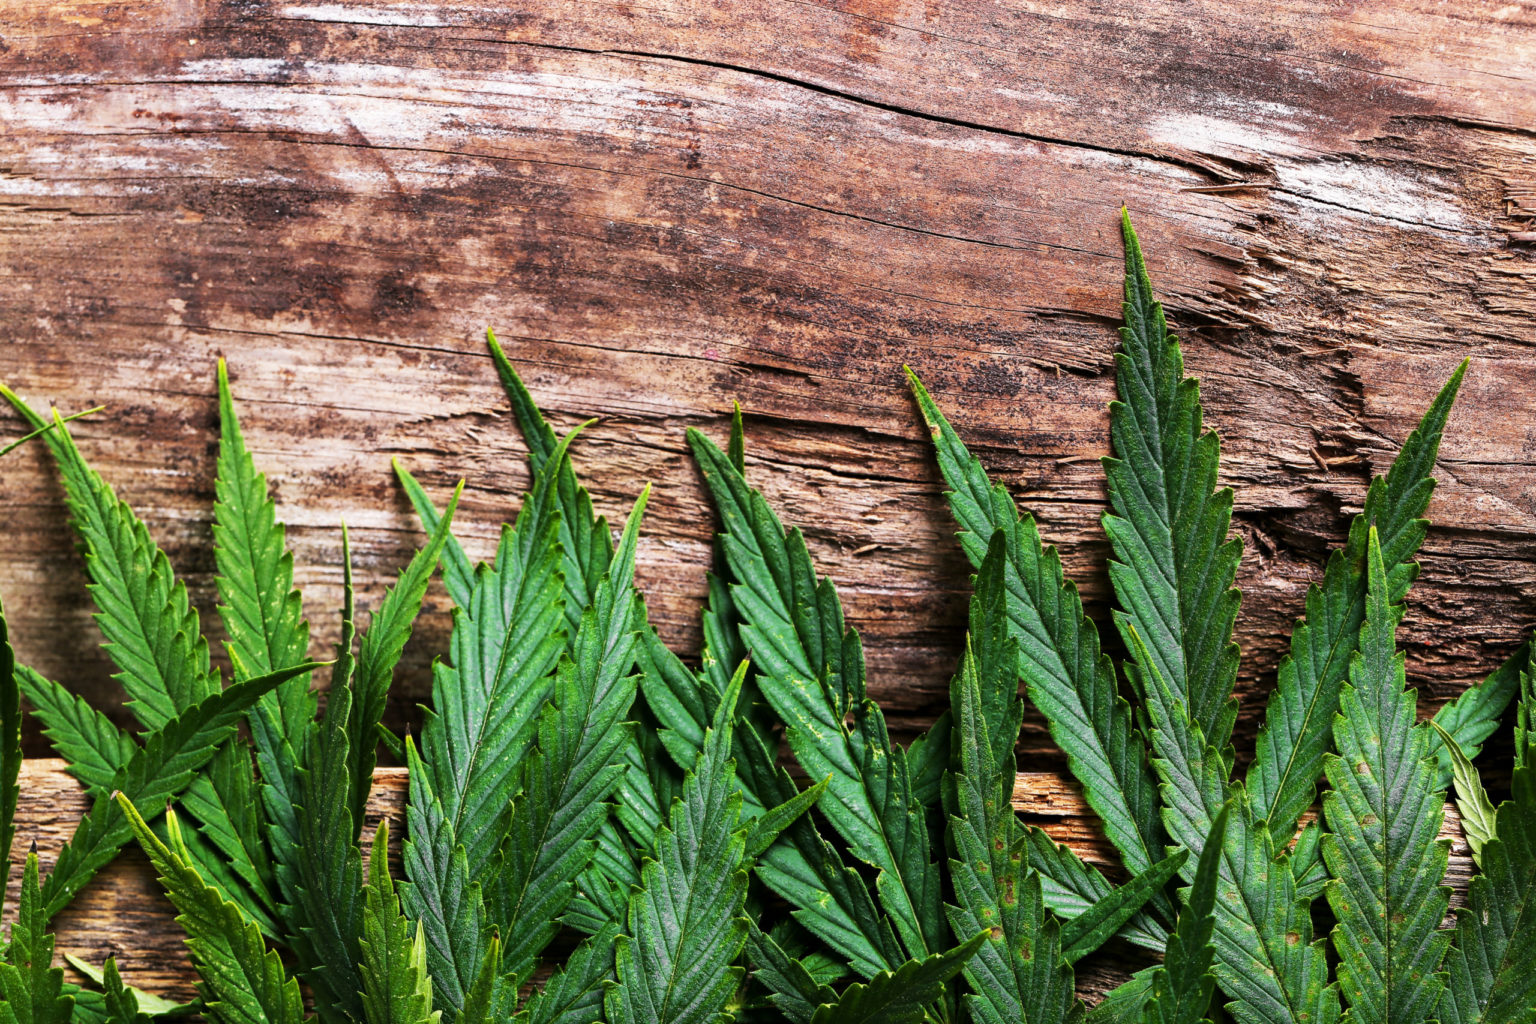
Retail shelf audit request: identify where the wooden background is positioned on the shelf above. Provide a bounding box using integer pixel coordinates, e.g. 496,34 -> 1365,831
2,0 -> 1535,1004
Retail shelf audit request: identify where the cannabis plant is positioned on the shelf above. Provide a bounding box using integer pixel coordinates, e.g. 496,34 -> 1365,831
898,213 -> 1533,1024
0,367 -> 460,1021
9,207 -> 1536,1024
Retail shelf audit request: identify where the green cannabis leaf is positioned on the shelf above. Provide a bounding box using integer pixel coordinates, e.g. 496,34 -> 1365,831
1104,209 -> 1242,754
688,426 -> 946,965
944,541 -> 1081,1024
1440,650 -> 1536,1024
0,855 -> 73,1024
359,822 -> 441,1024
118,801 -> 308,1024
17,211 -> 1536,1024
1142,802 -> 1229,1024
606,665 -> 753,1024
1322,526 -> 1452,1024
806,933 -> 987,1024
906,368 -> 1168,940
1247,363 -> 1466,850
1432,721 -> 1497,866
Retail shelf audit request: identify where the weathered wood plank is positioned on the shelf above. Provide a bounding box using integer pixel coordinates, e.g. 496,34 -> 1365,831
0,0 -> 1533,998
7,761 -> 1482,1002
3,3 -> 1533,771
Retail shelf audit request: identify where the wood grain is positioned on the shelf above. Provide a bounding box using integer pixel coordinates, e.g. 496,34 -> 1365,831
7,761 -> 1484,1003
0,0 -> 1533,1001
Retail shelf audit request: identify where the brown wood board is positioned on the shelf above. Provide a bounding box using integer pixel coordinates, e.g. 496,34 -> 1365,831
1,0 -> 1534,1001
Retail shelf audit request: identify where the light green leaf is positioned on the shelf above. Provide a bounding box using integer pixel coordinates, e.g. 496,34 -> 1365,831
62,958 -> 192,1020
40,661 -> 320,924
1431,721 -> 1497,867
116,802 -> 308,1024
1440,670 -> 1536,1024
0,854 -> 73,1024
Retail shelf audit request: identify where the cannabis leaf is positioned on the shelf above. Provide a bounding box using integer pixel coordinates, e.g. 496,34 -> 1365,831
1247,363 -> 1466,847
360,823 -> 440,1024
118,801 -> 309,1024
98,959 -> 147,1024
1440,650 -> 1536,1024
1142,802 -> 1228,1024
1104,209 -> 1242,753
485,330 -> 615,624
486,487 -> 650,982
284,532 -> 367,1022
17,666 -> 137,795
3,391 -> 280,927
636,506 -> 903,978
1322,526 -> 1451,1024
1431,642 -> 1530,790
689,427 -> 945,963
0,393 -> 220,727
1128,618 -> 1338,1024
213,357 -> 315,798
1432,721 -> 1497,866
905,368 -> 1165,894
404,428 -> 569,883
806,934 -> 987,1024
513,926 -> 617,1024
605,666 -> 753,1024
945,602 -> 1080,1024
0,855 -> 72,1024
62,956 -> 193,1020
40,661 -> 318,923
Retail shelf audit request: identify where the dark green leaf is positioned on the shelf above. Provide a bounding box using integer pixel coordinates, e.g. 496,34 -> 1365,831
1321,527 -> 1451,1024
486,329 -> 614,630
1141,802 -> 1229,1024
946,632 -> 1080,1024
411,432 -> 568,884
1103,209 -> 1242,751
1129,623 -> 1338,1024
213,358 -> 315,792
513,925 -> 617,1024
906,369 -> 1163,883
689,428 -> 944,961
1247,361 -> 1466,846
486,490 -> 649,982
1059,850 -> 1187,965
807,934 -> 987,1024
359,823 -> 440,1024
605,665 -> 752,1024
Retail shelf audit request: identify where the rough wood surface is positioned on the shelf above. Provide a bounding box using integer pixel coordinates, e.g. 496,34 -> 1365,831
1,0 -> 1534,1001
5,761 -> 1483,1004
